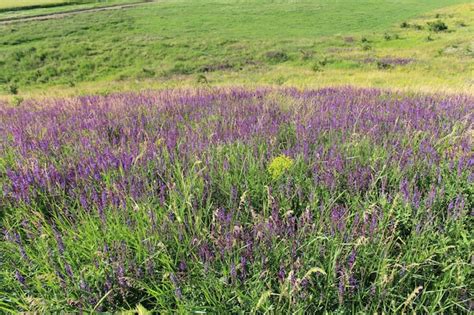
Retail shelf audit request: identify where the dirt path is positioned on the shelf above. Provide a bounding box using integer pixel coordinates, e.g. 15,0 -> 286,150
0,0 -> 154,25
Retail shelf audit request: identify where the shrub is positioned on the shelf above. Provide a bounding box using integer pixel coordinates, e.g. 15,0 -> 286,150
8,83 -> 18,95
428,20 -> 448,32
400,21 -> 409,28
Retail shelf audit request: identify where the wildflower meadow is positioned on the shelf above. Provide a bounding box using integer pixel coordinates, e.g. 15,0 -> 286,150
1,87 -> 473,313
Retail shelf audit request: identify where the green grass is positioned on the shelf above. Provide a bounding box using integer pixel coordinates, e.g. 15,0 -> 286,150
0,0 -> 143,18
1,88 -> 472,312
0,0 -> 472,98
0,0 -> 68,9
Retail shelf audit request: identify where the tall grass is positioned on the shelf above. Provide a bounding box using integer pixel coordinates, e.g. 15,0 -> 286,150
0,87 -> 473,313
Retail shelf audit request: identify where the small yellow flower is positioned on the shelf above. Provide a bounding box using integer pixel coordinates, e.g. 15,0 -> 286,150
268,155 -> 294,179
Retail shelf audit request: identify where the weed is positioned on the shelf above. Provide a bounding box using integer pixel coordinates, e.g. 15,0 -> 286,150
7,83 -> 18,95
196,74 -> 208,84
268,154 -> 294,179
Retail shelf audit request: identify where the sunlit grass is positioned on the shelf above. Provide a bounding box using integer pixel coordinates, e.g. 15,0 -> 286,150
1,87 -> 472,312
0,1 -> 472,98
0,0 -> 67,9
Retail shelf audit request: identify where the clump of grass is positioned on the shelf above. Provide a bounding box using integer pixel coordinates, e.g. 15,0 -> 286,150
299,50 -> 313,61
311,56 -> 331,72
400,21 -> 424,30
311,63 -> 322,72
265,51 -> 289,63
376,61 -> 392,70
10,95 -> 24,106
427,20 -> 448,32
361,43 -> 371,51
7,83 -> 18,95
196,74 -> 208,84
141,67 -> 156,78
343,36 -> 355,43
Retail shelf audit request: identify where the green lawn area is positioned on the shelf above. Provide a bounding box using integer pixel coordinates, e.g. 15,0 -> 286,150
0,0 -> 472,97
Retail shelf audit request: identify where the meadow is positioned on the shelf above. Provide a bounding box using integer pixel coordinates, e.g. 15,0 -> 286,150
0,0 -> 144,19
0,0 -> 67,10
0,0 -> 473,98
1,87 -> 473,313
1,0 -> 473,313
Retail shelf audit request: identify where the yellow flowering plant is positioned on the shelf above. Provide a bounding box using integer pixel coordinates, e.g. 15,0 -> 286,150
268,155 -> 294,180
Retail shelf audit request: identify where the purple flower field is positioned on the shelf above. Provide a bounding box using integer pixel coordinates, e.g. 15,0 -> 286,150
1,87 -> 473,313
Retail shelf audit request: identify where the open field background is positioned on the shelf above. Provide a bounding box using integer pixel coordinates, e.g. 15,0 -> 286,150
0,0 -> 472,100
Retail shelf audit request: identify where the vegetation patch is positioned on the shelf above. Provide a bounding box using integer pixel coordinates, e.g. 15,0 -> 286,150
264,50 -> 289,63
427,20 -> 449,32
1,87 -> 473,313
362,57 -> 415,68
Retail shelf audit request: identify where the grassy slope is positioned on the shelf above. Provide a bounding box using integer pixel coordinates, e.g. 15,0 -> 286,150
0,0 -> 472,98
0,0 -> 67,9
0,0 -> 143,19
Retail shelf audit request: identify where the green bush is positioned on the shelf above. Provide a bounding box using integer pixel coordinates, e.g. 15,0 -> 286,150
400,21 -> 409,28
7,83 -> 18,95
428,20 -> 448,32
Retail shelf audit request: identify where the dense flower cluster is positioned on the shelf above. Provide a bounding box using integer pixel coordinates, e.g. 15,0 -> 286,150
268,154 -> 294,179
1,87 -> 472,313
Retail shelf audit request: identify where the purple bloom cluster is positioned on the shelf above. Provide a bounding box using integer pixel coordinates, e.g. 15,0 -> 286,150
2,88 -> 471,208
